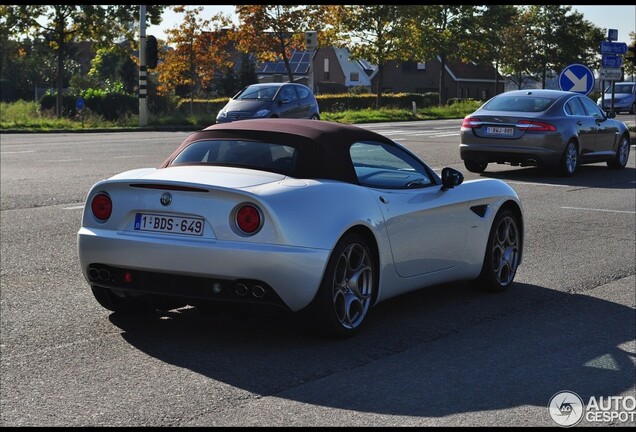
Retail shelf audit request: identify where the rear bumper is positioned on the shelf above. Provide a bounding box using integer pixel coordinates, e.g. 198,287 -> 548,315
460,143 -> 563,167
78,227 -> 330,312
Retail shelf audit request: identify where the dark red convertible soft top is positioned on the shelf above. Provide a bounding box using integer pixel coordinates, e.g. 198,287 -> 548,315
159,118 -> 395,183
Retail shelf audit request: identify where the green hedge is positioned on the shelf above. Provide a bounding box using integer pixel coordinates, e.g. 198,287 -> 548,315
40,93 -> 138,120
316,92 -> 439,112
176,97 -> 230,116
176,92 -> 441,116
39,93 -> 173,120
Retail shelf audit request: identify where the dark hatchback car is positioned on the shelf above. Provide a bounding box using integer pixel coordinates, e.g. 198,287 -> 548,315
216,82 -> 320,123
460,89 -> 631,176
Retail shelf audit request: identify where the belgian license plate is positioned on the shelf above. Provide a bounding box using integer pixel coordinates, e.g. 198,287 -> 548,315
134,213 -> 204,236
486,126 -> 514,135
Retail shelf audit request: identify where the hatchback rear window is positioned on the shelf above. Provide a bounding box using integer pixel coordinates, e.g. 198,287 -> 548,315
170,139 -> 298,175
483,96 -> 555,112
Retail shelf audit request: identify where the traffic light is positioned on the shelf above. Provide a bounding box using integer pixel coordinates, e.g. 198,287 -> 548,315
146,35 -> 158,69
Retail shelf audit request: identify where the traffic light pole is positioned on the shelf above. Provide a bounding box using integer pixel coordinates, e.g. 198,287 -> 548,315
139,5 -> 148,127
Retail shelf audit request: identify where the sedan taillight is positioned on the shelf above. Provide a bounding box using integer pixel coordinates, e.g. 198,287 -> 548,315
91,193 -> 112,221
235,204 -> 262,235
516,120 -> 556,131
461,116 -> 481,128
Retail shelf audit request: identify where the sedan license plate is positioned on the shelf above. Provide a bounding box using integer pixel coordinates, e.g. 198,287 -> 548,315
485,126 -> 514,136
134,213 -> 204,236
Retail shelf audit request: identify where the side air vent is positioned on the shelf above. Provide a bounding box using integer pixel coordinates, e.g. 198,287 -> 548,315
470,204 -> 489,218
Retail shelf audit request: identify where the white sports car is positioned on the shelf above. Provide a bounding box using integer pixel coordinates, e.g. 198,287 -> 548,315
78,119 -> 524,338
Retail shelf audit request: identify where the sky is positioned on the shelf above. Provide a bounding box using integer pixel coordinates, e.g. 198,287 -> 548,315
147,5 -> 636,45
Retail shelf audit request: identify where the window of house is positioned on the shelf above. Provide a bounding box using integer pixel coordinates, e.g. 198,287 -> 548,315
323,58 -> 330,80
350,72 -> 359,82
403,61 -> 426,72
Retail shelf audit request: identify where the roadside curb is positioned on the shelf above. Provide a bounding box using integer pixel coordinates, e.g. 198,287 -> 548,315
0,126 -> 203,134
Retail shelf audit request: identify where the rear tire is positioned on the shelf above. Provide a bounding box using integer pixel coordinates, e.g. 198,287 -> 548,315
559,141 -> 578,177
607,135 -> 630,169
302,233 -> 376,338
464,160 -> 488,173
473,209 -> 521,292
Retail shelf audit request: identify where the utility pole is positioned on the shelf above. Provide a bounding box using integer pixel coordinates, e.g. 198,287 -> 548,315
305,31 -> 317,92
139,5 -> 148,126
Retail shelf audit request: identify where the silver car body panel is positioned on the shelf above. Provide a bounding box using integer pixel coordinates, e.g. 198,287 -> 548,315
78,165 -> 522,312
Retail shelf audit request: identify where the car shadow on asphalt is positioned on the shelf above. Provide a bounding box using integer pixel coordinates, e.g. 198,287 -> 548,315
478,165 -> 635,189
108,279 -> 635,418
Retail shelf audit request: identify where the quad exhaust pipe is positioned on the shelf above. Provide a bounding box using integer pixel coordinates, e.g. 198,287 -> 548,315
88,266 -> 110,282
251,285 -> 265,298
88,265 -> 269,301
234,283 -> 266,298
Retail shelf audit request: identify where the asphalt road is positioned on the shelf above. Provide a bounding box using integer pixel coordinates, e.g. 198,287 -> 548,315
1,120 -> 634,426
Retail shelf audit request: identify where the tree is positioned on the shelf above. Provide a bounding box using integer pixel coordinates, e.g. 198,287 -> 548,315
0,35 -> 59,101
524,5 -> 604,89
499,14 -> 536,90
88,46 -> 138,93
472,5 -> 518,96
1,5 -> 165,116
412,5 -> 482,105
333,5 -> 418,107
625,32 -> 636,80
234,5 -> 309,84
156,6 -> 233,112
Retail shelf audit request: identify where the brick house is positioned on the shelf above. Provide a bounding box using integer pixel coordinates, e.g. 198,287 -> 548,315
256,47 -> 504,101
371,56 -> 505,102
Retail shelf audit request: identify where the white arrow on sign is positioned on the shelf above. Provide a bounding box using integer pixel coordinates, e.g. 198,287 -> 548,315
564,69 -> 588,92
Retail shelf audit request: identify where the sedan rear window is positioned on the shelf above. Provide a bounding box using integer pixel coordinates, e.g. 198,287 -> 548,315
483,96 -> 556,112
170,139 -> 298,175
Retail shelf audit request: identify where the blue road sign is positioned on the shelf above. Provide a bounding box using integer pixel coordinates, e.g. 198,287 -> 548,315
602,55 -> 623,68
600,41 -> 628,54
76,97 -> 85,110
558,64 -> 595,95
608,29 -> 618,41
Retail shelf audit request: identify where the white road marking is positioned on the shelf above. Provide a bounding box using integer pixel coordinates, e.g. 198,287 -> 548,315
561,206 -> 636,214
63,205 -> 85,210
0,150 -> 36,154
505,180 -> 571,188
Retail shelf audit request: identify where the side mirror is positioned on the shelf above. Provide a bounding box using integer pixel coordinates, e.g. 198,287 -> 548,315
606,110 -> 616,119
441,167 -> 464,191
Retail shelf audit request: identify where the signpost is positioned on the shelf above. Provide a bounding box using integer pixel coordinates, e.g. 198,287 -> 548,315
599,29 -> 627,113
76,97 -> 85,128
601,55 -> 623,69
558,64 -> 594,95
600,41 -> 628,55
599,68 -> 623,81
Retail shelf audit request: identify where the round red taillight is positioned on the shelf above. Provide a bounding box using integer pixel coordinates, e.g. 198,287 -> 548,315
235,204 -> 261,235
91,193 -> 112,221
